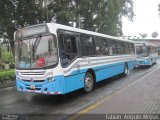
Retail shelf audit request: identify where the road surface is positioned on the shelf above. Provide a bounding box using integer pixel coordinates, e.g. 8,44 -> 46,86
0,61 -> 159,120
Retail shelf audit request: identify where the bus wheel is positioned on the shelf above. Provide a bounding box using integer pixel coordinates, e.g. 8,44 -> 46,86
154,61 -> 157,64
123,64 -> 129,76
84,72 -> 94,93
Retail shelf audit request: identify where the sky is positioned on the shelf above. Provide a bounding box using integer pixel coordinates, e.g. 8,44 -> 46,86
122,0 -> 160,39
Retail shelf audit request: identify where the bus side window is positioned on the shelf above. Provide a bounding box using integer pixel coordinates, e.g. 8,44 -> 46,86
124,43 -> 130,54
107,39 -> 117,55
59,32 -> 78,67
95,37 -> 108,56
80,34 -> 96,56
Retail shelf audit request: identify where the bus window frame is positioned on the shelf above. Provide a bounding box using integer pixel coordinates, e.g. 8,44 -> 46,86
15,33 -> 59,70
57,29 -> 81,68
57,29 -> 135,68
80,33 -> 96,57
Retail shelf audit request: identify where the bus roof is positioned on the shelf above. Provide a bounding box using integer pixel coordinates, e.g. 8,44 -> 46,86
135,41 -> 148,45
16,23 -> 134,43
47,23 -> 134,43
135,41 -> 157,47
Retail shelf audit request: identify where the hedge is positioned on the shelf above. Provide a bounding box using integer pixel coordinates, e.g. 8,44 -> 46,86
0,70 -> 16,84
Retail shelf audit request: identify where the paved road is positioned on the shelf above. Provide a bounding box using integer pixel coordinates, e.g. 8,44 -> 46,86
0,61 -> 160,120
72,63 -> 160,120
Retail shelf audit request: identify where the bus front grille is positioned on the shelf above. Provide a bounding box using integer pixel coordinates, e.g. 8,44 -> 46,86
26,87 -> 41,91
20,71 -> 46,75
23,80 -> 45,82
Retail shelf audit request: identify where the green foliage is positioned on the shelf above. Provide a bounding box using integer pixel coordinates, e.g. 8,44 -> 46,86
1,45 -> 14,63
0,70 -> 15,84
0,0 -> 134,53
48,0 -> 134,36
0,0 -> 44,54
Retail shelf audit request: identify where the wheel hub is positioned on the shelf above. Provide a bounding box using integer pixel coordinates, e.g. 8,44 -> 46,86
85,77 -> 91,88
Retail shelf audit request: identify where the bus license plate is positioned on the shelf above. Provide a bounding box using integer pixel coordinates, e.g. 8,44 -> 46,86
30,85 -> 35,89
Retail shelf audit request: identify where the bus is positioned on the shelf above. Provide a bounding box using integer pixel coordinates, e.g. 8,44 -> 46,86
14,23 -> 136,95
135,41 -> 158,67
157,47 -> 160,56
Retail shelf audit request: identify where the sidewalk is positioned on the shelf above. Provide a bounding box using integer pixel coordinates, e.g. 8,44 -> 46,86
71,67 -> 160,120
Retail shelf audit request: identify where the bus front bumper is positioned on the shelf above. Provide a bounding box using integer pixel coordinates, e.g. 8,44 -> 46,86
16,77 -> 63,95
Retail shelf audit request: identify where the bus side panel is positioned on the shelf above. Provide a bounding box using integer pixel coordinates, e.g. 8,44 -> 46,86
64,73 -> 85,94
62,60 -> 136,93
95,62 -> 124,82
95,69 -> 104,82
137,58 -> 151,66
151,57 -> 157,64
112,62 -> 125,75
145,58 -> 152,65
54,75 -> 65,94
127,60 -> 136,69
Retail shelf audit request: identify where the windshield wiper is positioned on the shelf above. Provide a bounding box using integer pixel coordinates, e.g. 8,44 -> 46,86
18,39 -> 23,60
32,35 -> 42,60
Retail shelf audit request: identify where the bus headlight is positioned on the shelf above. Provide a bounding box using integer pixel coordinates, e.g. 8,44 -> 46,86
16,71 -> 21,80
48,77 -> 54,82
16,71 -> 20,76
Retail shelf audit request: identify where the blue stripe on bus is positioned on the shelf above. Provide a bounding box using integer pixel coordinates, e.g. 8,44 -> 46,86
64,60 -> 136,93
136,57 -> 157,66
16,60 -> 136,94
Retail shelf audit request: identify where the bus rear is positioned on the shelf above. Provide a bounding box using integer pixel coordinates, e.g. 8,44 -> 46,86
15,24 -> 63,95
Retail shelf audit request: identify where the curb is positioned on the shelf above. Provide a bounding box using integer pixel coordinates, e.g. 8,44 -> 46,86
0,80 -> 16,89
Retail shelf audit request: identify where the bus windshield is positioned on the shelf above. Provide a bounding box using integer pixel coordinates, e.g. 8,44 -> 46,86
136,46 -> 149,57
15,35 -> 58,69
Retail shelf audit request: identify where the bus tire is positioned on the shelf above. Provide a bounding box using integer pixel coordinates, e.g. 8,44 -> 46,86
123,64 -> 129,76
154,58 -> 157,64
83,72 -> 94,93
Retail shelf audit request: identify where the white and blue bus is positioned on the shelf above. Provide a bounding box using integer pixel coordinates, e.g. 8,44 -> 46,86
135,41 -> 158,67
14,23 -> 136,95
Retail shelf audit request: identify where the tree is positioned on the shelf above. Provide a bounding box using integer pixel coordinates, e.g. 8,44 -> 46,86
48,0 -> 74,25
1,45 -> 14,64
0,0 -> 134,56
0,0 -> 44,55
92,0 -> 134,36
0,0 -> 15,54
48,0 -> 134,36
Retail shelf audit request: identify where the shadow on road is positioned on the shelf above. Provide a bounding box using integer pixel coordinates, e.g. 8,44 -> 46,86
30,73 -> 125,106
